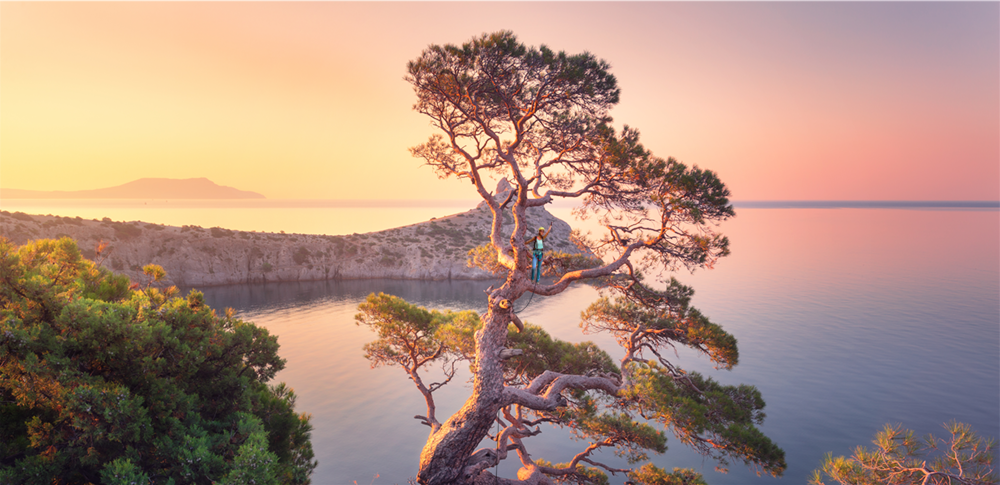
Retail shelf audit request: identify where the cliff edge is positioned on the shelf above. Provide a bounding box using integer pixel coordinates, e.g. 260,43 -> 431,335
0,183 -> 590,287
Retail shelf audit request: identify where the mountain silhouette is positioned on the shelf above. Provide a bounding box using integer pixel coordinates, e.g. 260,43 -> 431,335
1,178 -> 265,199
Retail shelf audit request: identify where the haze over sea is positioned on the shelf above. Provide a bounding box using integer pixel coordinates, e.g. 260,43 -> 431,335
2,199 -> 997,484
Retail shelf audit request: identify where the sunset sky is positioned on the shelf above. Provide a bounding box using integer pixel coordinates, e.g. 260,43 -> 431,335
2,2 -> 997,201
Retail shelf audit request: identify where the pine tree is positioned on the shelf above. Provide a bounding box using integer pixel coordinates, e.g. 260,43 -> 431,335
358,31 -> 786,485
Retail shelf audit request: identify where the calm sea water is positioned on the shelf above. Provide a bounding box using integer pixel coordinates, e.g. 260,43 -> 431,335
4,200 -> 998,484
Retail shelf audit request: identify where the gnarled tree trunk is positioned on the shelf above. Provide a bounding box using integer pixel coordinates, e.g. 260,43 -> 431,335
417,287 -> 512,484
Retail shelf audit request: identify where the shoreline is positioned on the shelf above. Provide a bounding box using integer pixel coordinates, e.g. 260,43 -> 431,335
0,196 -> 584,288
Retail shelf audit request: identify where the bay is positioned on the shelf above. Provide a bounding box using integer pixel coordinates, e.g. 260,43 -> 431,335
193,207 -> 997,485
4,199 -> 998,484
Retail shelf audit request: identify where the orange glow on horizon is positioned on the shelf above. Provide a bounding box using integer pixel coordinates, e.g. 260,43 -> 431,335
1,2 -> 997,201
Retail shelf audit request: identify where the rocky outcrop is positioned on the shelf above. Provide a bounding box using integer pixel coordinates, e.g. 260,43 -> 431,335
0,185 -> 587,287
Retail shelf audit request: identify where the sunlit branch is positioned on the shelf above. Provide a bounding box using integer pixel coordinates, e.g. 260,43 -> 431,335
527,239 -> 647,297
503,372 -> 621,411
427,359 -> 458,394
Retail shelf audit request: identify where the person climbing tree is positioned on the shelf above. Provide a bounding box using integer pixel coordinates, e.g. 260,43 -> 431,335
399,31 -> 784,485
525,224 -> 552,282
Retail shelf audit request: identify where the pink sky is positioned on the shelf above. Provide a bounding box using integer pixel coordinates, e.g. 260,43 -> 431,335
2,2 -> 997,201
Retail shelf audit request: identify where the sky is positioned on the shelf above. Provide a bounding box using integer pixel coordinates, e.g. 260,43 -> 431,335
1,2 -> 997,201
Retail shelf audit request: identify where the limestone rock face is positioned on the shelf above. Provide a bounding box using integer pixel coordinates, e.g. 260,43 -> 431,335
1,199 -> 588,288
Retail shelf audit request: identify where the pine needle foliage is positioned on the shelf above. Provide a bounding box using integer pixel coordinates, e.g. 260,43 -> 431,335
366,30 -> 787,484
811,422 -> 997,485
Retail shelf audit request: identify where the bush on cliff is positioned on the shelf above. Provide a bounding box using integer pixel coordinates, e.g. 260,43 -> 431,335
0,237 -> 316,484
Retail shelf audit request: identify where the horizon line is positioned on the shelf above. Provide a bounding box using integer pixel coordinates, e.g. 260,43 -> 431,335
3,198 -> 998,209
730,200 -> 1000,209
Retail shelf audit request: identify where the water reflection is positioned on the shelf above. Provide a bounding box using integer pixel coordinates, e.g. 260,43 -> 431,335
191,208 -> 999,485
195,279 -> 493,317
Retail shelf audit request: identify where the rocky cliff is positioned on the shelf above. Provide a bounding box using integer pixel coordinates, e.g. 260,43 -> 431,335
1,184 -> 588,287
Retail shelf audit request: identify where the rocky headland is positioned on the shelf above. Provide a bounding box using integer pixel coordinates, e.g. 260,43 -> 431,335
0,182 -> 590,287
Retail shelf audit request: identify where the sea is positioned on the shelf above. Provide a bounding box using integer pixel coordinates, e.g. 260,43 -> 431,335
2,198 -> 998,485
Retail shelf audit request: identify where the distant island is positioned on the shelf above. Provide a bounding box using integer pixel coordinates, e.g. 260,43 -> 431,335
0,177 -> 265,199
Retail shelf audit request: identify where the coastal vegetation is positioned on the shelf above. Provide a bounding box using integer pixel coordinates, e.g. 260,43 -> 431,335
810,422 -> 996,485
0,194 -> 582,287
0,237 -> 316,484
355,31 -> 785,484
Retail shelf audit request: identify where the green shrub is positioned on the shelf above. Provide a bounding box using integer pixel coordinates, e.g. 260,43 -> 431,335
211,226 -> 233,238
112,222 -> 143,240
811,422 -> 997,485
0,238 -> 316,483
292,247 -> 310,265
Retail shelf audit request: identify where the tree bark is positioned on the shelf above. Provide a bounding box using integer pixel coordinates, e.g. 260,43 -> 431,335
417,291 -> 512,484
